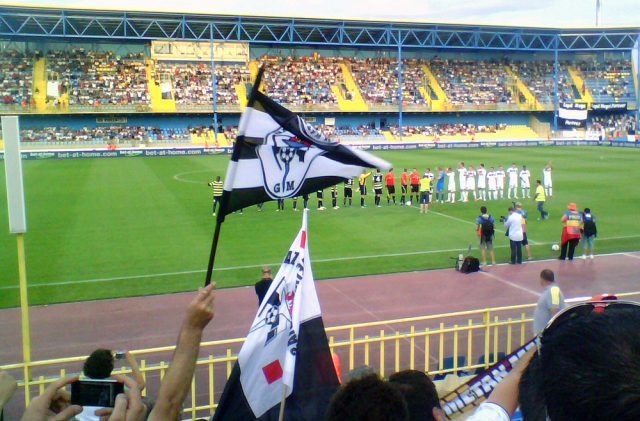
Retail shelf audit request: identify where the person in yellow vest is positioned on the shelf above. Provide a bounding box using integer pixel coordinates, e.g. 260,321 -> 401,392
559,203 -> 583,260
358,170 -> 372,208
419,174 -> 432,214
534,180 -> 548,220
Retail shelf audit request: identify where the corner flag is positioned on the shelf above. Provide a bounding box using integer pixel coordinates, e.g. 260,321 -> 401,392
212,210 -> 339,420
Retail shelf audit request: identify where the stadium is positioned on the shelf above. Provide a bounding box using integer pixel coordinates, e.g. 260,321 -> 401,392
0,1 -> 639,419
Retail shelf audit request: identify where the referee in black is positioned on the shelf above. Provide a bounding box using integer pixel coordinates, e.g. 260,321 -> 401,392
343,178 -> 354,207
208,176 -> 224,216
373,169 -> 383,207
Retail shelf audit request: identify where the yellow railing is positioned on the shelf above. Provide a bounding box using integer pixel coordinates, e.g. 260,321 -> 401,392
3,292 -> 639,419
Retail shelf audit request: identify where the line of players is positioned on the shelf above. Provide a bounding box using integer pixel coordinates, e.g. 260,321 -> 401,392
210,162 -> 554,213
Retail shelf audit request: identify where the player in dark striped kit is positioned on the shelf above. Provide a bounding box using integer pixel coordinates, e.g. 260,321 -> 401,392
331,185 -> 340,210
208,176 -> 224,216
373,169 -> 383,207
343,178 -> 354,207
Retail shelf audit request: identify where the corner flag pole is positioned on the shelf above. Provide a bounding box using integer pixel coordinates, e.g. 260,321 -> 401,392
2,116 -> 32,403
204,66 -> 265,286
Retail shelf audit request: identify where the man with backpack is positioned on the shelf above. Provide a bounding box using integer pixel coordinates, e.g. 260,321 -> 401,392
476,206 -> 496,266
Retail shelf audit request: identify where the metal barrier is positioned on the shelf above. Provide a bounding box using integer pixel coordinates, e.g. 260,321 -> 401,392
3,291 -> 639,419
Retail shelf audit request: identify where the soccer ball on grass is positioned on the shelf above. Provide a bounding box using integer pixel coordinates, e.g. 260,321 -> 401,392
551,244 -> 560,251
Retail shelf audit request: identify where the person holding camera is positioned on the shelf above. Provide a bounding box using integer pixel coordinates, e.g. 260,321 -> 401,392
503,207 -> 524,264
77,349 -> 146,420
476,206 -> 496,266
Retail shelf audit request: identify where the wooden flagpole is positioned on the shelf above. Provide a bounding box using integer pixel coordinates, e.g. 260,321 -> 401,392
204,66 -> 265,286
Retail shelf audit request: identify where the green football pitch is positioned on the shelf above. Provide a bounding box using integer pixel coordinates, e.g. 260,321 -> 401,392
1,146 -> 639,308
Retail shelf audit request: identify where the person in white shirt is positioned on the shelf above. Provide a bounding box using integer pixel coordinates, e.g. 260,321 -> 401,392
519,165 -> 531,199
507,163 -> 519,199
543,162 -> 553,197
466,165 -> 477,202
504,207 -> 524,264
457,162 -> 467,202
446,167 -> 456,203
486,167 -> 498,200
477,164 -> 487,201
496,166 -> 506,199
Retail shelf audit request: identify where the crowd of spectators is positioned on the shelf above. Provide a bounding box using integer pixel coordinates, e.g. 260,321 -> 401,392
0,50 -> 636,111
389,123 -> 507,137
507,60 -> 573,104
577,59 -> 634,102
19,126 -> 191,143
589,113 -> 636,134
155,62 -> 249,105
430,59 -> 513,105
349,58 -> 399,104
0,50 -> 33,107
260,55 -> 341,105
46,49 -> 149,108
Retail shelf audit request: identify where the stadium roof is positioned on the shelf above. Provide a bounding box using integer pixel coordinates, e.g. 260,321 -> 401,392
0,5 -> 638,51
5,0 -> 640,28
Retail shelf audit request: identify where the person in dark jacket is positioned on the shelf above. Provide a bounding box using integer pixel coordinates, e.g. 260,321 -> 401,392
581,208 -> 598,259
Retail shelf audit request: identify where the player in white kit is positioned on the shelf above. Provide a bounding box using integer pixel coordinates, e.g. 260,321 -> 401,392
457,162 -> 467,202
466,165 -> 477,201
496,165 -> 506,199
543,162 -> 553,197
446,167 -> 456,203
507,163 -> 519,199
476,164 -> 487,201
519,165 -> 531,198
486,167 -> 498,200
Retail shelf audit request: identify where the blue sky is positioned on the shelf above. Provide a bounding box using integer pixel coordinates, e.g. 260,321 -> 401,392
3,0 -> 639,27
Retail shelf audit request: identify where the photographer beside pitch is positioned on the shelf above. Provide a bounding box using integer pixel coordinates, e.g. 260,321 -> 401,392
503,207 -> 524,264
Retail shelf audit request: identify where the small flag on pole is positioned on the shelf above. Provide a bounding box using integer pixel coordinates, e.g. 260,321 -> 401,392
212,210 -> 340,420
216,86 -> 391,223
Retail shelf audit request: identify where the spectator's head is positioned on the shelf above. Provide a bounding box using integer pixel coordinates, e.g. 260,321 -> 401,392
480,206 -> 487,214
377,168 -> 381,173
490,166 -> 495,171
216,175 -> 220,182
536,179 -> 541,185
567,203 -> 577,212
389,370 -> 445,421
520,304 -> 640,420
539,269 -> 555,286
261,266 -> 272,280
327,373 -> 409,421
515,202 -> 522,210
523,165 -> 527,169
584,207 -> 591,214
83,348 -> 114,379
480,163 -> 485,168
403,168 -> 407,172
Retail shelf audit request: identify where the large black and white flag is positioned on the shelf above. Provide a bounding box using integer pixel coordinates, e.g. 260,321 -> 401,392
212,210 -> 340,420
217,90 -> 391,222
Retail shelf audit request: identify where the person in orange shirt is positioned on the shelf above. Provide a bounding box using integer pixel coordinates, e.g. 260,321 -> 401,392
559,203 -> 583,261
409,168 -> 421,205
385,168 -> 396,205
400,168 -> 409,204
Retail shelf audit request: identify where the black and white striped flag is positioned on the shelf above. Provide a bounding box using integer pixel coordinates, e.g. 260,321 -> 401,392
216,90 -> 391,222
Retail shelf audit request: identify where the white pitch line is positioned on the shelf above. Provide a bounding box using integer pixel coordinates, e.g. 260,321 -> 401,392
1,237 -> 640,291
477,271 -> 539,297
173,169 -> 213,184
624,253 -> 640,261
